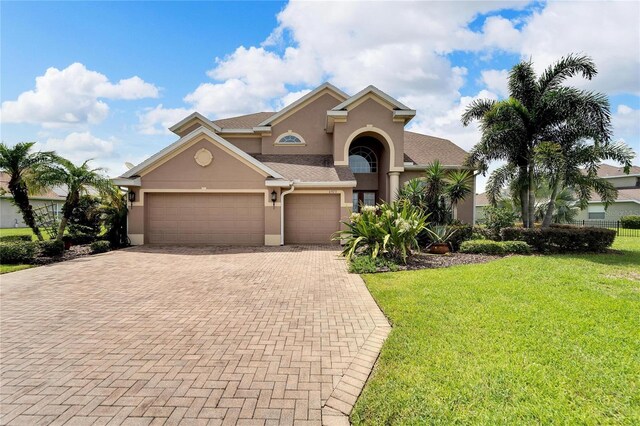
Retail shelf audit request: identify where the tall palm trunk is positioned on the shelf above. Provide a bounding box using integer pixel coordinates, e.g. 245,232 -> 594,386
528,164 -> 536,228
520,187 -> 529,228
542,180 -> 561,228
8,178 -> 43,241
56,192 -> 77,241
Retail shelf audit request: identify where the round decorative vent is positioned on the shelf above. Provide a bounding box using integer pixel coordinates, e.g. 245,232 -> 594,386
194,148 -> 213,167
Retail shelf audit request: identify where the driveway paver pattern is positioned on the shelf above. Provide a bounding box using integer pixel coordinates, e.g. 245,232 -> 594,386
0,246 -> 389,425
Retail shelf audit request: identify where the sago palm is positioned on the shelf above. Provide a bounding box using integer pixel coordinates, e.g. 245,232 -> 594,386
462,54 -> 613,228
0,142 -> 56,240
32,159 -> 116,241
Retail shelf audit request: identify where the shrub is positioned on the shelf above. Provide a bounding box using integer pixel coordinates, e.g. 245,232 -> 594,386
39,240 -> 64,257
447,224 -> 473,251
501,226 -> 615,253
471,225 -> 493,240
500,240 -> 532,254
620,215 -> 640,229
68,230 -> 97,245
90,240 -> 111,254
334,201 -> 428,263
349,256 -> 399,274
68,195 -> 102,240
459,239 -> 531,255
483,206 -> 518,239
0,241 -> 37,264
0,234 -> 32,242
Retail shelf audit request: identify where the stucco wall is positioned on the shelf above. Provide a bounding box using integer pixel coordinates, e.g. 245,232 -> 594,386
575,202 -> 640,221
224,137 -> 262,154
0,198 -> 63,228
261,93 -> 341,155
332,98 -> 405,169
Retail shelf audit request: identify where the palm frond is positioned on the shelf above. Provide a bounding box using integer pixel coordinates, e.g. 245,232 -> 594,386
538,54 -> 597,94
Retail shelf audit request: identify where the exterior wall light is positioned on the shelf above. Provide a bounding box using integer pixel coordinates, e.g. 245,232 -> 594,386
128,190 -> 136,208
271,190 -> 277,207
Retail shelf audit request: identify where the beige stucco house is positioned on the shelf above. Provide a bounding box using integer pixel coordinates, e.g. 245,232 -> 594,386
115,83 -> 474,245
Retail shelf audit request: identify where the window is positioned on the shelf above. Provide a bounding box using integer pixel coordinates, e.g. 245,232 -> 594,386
352,191 -> 377,212
349,146 -> 377,173
588,204 -> 605,220
275,132 -> 305,145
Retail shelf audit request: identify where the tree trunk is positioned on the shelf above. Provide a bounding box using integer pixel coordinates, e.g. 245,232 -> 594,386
8,178 -> 43,241
528,164 -> 536,228
520,187 -> 529,228
541,180 -> 561,228
56,193 -> 77,241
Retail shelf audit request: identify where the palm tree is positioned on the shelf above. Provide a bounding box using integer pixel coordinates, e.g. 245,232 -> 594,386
32,159 -> 116,241
446,169 -> 472,220
423,160 -> 451,224
0,142 -> 56,240
536,140 -> 634,227
462,54 -> 612,228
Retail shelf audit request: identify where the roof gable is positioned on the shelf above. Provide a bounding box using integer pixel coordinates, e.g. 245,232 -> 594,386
331,85 -> 413,112
169,112 -> 221,135
257,83 -> 349,126
121,127 -> 284,179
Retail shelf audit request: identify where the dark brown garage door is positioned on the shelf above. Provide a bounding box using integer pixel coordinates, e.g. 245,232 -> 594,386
284,194 -> 340,245
145,193 -> 264,245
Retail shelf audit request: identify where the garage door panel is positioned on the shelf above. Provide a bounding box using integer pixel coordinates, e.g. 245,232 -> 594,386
146,193 -> 264,245
284,194 -> 340,245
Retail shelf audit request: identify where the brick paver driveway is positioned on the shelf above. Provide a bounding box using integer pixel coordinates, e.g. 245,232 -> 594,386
0,246 -> 389,425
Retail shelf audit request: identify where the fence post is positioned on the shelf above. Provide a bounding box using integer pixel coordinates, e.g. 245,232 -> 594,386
617,220 -> 620,236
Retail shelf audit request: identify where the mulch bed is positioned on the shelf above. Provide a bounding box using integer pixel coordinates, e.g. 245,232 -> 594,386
33,245 -> 94,265
393,252 -> 501,272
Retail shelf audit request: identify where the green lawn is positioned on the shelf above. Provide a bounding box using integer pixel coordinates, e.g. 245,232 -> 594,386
353,237 -> 640,425
0,264 -> 33,274
0,227 -> 52,240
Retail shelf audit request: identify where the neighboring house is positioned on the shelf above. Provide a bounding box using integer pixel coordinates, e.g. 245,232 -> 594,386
115,83 -> 474,245
475,164 -> 640,223
0,172 -> 66,228
575,164 -> 640,221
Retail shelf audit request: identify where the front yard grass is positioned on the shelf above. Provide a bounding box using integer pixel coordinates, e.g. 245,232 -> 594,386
0,227 -> 52,240
0,264 -> 33,274
353,237 -> 640,424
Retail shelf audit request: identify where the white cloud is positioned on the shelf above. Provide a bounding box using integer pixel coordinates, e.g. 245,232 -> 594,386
138,104 -> 193,135
480,69 -> 509,98
612,104 -> 640,155
35,132 -> 115,165
518,1 -> 640,95
1,63 -> 159,127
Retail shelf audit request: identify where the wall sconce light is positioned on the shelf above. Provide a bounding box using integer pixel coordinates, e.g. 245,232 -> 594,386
270,190 -> 277,207
128,191 -> 136,208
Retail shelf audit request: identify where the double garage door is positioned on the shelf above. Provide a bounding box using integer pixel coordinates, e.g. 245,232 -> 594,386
145,193 -> 264,245
145,193 -> 340,245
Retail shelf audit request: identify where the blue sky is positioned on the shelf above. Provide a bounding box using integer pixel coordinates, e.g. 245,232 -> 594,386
2,1 -> 639,187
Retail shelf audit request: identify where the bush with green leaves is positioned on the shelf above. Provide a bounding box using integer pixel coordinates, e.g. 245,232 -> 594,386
501,225 -> 615,253
0,235 -> 32,242
68,195 -> 102,244
39,240 -> 64,257
90,240 -> 111,254
460,239 -> 530,255
620,215 -> 640,229
348,256 -> 399,274
0,241 -> 37,264
483,206 -> 518,239
334,201 -> 428,264
445,224 -> 473,251
471,225 -> 493,240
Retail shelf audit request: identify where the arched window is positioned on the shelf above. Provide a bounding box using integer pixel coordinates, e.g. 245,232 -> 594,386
349,146 -> 377,173
275,132 -> 305,145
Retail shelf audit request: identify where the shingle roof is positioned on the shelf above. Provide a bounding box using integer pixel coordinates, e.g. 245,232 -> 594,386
213,112 -> 275,129
475,192 -> 489,206
591,187 -> 640,203
403,131 -> 468,166
0,172 -> 66,200
595,163 -> 640,177
252,155 -> 355,183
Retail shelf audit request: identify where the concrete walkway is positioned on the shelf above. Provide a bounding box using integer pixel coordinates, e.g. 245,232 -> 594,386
0,246 -> 389,425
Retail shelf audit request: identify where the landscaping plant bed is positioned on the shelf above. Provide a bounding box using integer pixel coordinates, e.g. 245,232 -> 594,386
401,252 -> 500,271
32,244 -> 94,265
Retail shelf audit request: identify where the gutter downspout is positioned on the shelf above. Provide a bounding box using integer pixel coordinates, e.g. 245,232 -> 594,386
280,182 -> 295,246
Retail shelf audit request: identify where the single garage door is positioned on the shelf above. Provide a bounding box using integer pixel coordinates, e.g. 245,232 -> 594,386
145,193 -> 264,245
284,194 -> 340,244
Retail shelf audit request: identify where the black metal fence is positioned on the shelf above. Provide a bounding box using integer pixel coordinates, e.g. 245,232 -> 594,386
566,220 -> 640,237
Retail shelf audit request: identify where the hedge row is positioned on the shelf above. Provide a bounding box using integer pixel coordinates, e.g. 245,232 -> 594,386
501,225 -> 615,253
459,240 -> 531,255
0,241 -> 38,264
0,235 -> 32,242
620,215 -> 640,229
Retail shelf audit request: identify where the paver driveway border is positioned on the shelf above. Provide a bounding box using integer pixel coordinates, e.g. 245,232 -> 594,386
1,245 -> 390,425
